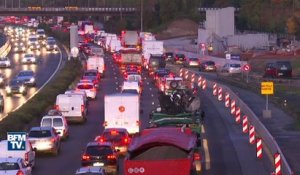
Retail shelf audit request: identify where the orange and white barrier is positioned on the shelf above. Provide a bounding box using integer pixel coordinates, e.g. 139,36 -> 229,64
197,76 -> 202,87
184,70 -> 189,79
218,87 -> 223,101
191,73 -> 195,82
242,115 -> 248,133
249,125 -> 255,144
179,69 -> 183,77
202,79 -> 206,90
213,83 -> 217,96
225,92 -> 230,107
235,107 -> 241,124
230,99 -> 236,115
274,153 -> 282,175
256,137 -> 263,159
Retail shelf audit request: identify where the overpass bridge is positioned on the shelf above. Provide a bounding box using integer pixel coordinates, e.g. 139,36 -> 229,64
0,7 -> 239,16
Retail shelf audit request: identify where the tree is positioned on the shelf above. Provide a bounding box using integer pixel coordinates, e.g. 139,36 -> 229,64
159,0 -> 178,23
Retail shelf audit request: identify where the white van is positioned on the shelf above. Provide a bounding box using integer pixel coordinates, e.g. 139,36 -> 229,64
55,94 -> 87,123
109,39 -> 121,53
104,93 -> 140,134
91,47 -> 104,57
65,90 -> 88,106
0,139 -> 36,168
40,109 -> 69,139
87,56 -> 105,77
122,81 -> 141,94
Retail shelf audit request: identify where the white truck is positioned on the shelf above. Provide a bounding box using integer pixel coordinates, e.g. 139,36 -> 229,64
142,40 -> 164,66
104,93 -> 140,134
109,39 -> 122,53
122,30 -> 140,47
84,24 -> 94,34
87,55 -> 105,77
105,34 -> 118,51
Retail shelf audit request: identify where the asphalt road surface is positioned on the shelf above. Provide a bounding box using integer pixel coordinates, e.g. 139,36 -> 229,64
0,46 -> 63,120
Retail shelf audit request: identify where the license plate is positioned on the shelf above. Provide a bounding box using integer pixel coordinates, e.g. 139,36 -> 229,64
93,162 -> 104,167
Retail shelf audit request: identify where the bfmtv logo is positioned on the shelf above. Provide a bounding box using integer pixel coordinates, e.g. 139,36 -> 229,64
7,132 -> 27,151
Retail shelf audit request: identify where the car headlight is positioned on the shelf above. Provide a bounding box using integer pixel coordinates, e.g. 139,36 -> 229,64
0,78 -> 3,83
14,48 -> 18,51
20,86 -> 25,92
46,45 -> 50,48
22,47 -> 26,50
37,45 -> 40,48
5,61 -> 10,65
30,77 -> 35,82
5,86 -> 11,93
54,45 -> 57,48
35,41 -> 38,44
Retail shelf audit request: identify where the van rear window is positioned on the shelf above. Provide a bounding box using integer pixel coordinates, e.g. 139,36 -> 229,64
53,118 -> 63,127
77,84 -> 93,89
29,130 -> 52,138
0,162 -> 20,170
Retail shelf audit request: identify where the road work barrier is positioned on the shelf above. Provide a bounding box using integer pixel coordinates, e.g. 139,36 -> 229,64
178,68 -> 293,175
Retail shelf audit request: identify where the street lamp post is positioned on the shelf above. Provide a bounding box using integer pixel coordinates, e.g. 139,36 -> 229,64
140,0 -> 143,32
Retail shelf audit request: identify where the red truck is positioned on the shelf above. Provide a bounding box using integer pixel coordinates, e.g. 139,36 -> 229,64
124,127 -> 201,175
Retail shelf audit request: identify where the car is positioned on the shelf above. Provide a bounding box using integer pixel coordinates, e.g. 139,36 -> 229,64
36,28 -> 46,40
148,54 -> 166,76
46,39 -> 58,51
21,54 -> 37,64
126,74 -> 142,85
0,94 -> 4,112
264,61 -> 292,78
27,126 -> 61,155
121,81 -> 141,94
221,63 -> 241,74
164,52 -> 174,62
13,42 -> 26,52
16,70 -> 36,86
81,142 -> 117,173
184,57 -> 200,67
124,65 -> 141,74
0,140 -> 36,168
153,68 -> 171,81
95,128 -> 130,155
0,57 -> 11,68
46,36 -> 55,42
82,70 -> 100,89
0,157 -> 32,175
75,166 -> 107,175
40,109 -> 69,140
76,81 -> 97,100
174,53 -> 186,64
5,79 -> 27,96
199,61 -> 217,72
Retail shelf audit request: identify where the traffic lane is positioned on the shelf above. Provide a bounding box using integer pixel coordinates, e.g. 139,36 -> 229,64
0,48 -> 62,119
167,64 -> 274,174
33,53 -> 122,175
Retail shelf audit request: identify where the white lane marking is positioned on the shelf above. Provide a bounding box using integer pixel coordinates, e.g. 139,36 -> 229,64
201,125 -> 205,134
203,139 -> 211,170
149,88 -> 152,91
152,102 -> 155,105
151,94 -> 154,97
0,45 -> 63,121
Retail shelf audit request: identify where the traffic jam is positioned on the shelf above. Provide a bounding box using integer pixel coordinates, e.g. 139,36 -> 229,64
0,20 -> 202,175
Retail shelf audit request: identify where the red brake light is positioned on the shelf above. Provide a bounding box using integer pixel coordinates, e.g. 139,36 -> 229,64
123,137 -> 129,144
82,154 -> 90,160
50,138 -> 55,143
107,154 -> 116,160
110,130 -> 118,135
194,152 -> 201,161
81,105 -> 85,112
54,105 -> 60,111
16,170 -> 24,175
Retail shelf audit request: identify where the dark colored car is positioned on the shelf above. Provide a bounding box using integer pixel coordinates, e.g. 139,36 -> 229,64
0,94 -> 4,112
81,142 -> 117,173
174,53 -> 186,64
148,54 -> 166,76
199,61 -> 217,72
153,68 -> 171,81
82,70 -> 100,89
264,61 -> 292,78
5,79 -> 27,96
164,52 -> 174,62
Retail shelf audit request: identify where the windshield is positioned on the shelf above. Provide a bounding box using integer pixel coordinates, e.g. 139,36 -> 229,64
205,61 -> 215,65
84,72 -> 97,77
122,89 -> 138,94
189,58 -> 198,61
102,131 -> 126,142
29,130 -> 52,138
37,31 -> 45,35
230,64 -> 241,68
47,40 -> 56,45
86,146 -> 113,156
18,71 -> 34,77
0,162 -> 20,170
53,118 -> 63,127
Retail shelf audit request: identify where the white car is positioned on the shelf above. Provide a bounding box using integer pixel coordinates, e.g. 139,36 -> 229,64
221,63 -> 242,74
75,166 -> 106,175
122,81 -> 141,94
0,57 -> 11,68
76,82 -> 97,100
0,157 -> 32,175
21,54 -> 37,64
40,109 -> 69,139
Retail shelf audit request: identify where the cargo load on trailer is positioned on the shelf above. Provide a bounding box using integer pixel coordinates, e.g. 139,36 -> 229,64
119,48 -> 142,72
121,30 -> 140,48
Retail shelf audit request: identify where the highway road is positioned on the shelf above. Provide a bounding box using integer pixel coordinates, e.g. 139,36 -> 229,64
0,45 -> 65,120
31,49 -> 274,175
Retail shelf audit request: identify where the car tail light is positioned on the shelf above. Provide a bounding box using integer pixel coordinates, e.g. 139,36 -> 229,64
91,88 -> 97,92
136,120 -> 140,126
123,137 -> 129,144
50,138 -> 56,143
16,170 -> 24,175
107,154 -> 116,160
54,105 -> 60,111
103,121 -> 107,127
81,105 -> 85,113
99,137 -> 105,143
82,154 -> 90,160
194,152 -> 201,161
25,152 -> 29,162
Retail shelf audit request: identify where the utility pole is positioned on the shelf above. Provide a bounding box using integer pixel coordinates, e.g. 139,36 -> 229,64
120,0 -> 123,20
140,0 -> 143,32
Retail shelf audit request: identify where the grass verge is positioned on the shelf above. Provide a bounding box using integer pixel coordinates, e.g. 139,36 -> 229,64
0,59 -> 82,138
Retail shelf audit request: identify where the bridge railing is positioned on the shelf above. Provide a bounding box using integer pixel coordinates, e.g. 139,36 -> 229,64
0,7 -> 136,12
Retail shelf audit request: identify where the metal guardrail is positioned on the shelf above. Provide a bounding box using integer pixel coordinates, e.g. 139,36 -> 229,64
180,67 -> 293,175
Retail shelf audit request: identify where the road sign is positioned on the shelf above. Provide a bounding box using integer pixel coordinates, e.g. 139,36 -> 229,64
225,53 -> 231,60
243,64 -> 251,72
261,82 -> 274,95
71,47 -> 79,58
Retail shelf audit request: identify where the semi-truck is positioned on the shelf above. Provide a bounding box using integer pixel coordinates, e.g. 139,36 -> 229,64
119,48 -> 143,72
121,30 -> 140,48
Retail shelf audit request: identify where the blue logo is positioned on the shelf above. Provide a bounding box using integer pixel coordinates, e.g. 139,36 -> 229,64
7,132 -> 27,151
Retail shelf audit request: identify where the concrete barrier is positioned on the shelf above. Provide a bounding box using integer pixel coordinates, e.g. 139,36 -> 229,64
179,67 -> 293,175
